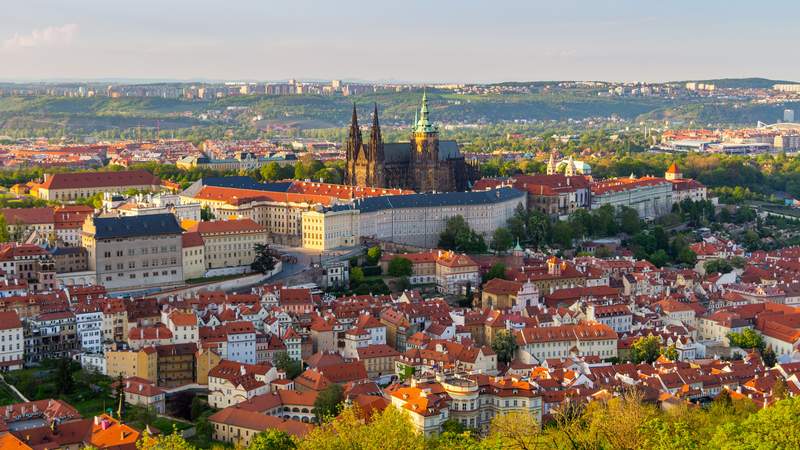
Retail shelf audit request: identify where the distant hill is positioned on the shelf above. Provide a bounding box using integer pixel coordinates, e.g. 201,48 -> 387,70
680,77 -> 798,89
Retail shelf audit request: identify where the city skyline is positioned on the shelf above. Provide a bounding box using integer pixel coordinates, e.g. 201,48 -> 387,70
2,0 -> 799,83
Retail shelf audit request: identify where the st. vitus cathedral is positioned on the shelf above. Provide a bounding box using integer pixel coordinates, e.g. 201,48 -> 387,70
344,94 -> 475,192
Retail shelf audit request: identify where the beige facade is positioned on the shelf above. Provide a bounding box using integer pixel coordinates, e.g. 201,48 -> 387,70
183,194 -> 316,246
193,220 -> 267,271
301,207 -> 359,251
182,234 -> 205,280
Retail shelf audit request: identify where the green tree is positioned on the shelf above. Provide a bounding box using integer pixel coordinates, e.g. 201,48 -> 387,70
137,406 -> 157,428
648,249 -> 669,268
299,405 -> 424,450
660,345 -> 679,361
248,429 -> 297,450
484,263 -> 507,282
490,227 -> 514,253
260,162 -> 283,181
631,335 -> 661,364
678,247 -> 697,266
314,384 -> 344,422
772,377 -> 788,401
251,243 -> 276,274
727,328 -> 765,352
275,351 -> 302,379
190,396 -> 209,421
551,220 -> 574,248
441,419 -> 467,435
56,358 -> 75,396
136,429 -> 195,450
617,206 -> 641,235
200,205 -> 215,221
387,257 -> 413,277
0,215 -> 9,243
350,266 -> 365,286
438,215 -> 487,253
711,396 -> 800,449
704,258 -> 734,274
762,345 -> 777,367
491,330 -> 518,365
366,246 -> 382,265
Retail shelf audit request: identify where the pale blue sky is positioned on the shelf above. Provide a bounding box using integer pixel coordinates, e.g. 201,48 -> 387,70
1,0 -> 797,83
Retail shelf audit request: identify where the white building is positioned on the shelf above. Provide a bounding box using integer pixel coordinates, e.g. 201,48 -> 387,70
515,323 -> 618,364
590,177 -> 673,220
225,322 -> 257,364
0,311 -> 24,371
356,187 -> 526,248
74,306 -> 104,354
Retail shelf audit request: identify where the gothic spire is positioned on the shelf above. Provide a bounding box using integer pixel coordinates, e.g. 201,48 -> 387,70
348,103 -> 362,160
370,103 -> 383,161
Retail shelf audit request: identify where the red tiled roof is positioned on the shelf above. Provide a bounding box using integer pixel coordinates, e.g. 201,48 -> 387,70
208,407 -> 312,437
194,185 -> 332,207
0,207 -> 54,225
0,311 -> 22,330
40,169 -> 160,190
181,231 -> 204,248
483,278 -> 523,296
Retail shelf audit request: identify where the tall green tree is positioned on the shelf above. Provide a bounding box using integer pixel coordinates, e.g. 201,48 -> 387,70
366,246 -> 382,265
0,215 -> 9,243
314,384 -> 344,422
491,330 -> 518,365
490,227 -> 513,253
249,430 -> 297,450
631,335 -> 661,364
251,243 -> 277,274
387,257 -> 413,277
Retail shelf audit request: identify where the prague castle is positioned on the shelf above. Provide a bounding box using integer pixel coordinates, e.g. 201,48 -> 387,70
344,94 -> 475,192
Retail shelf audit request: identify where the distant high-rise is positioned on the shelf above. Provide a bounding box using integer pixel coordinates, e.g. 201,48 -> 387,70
784,109 -> 795,123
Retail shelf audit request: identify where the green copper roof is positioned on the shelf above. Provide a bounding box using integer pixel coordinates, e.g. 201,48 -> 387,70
413,92 -> 437,134
513,238 -> 523,251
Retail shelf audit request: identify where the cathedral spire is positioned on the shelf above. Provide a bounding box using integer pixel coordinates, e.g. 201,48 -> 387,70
370,103 -> 383,161
345,103 -> 363,186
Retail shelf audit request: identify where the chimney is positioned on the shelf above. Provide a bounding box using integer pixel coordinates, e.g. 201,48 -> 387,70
94,416 -> 101,425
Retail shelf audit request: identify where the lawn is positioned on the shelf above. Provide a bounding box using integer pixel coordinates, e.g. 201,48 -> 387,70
0,379 -> 23,405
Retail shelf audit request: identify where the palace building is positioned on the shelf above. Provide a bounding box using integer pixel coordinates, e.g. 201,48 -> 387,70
344,94 -> 475,192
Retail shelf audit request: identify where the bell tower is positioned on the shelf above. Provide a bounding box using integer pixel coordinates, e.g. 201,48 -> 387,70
410,93 -> 440,191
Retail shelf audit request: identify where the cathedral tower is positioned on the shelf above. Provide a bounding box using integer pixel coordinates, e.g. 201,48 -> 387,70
410,93 -> 441,192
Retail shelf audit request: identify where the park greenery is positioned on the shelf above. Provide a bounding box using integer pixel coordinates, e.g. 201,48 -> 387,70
135,392 -> 800,450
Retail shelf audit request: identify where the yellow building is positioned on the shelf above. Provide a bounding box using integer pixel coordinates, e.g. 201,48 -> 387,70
301,206 -> 360,251
182,231 -> 206,279
106,347 -> 158,382
190,219 -> 267,272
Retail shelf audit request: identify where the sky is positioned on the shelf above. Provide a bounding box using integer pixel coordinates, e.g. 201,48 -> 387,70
1,0 -> 798,83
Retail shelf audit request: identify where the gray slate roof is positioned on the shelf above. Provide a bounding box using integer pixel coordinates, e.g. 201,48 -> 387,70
92,213 -> 183,239
354,187 -> 525,213
202,177 -> 293,192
